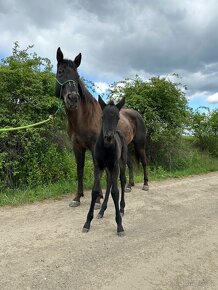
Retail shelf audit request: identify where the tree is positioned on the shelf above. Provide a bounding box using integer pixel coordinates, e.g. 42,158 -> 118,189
109,76 -> 190,169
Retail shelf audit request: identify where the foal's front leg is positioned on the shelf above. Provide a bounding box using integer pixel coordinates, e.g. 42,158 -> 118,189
82,166 -> 101,232
119,163 -> 126,216
97,170 -> 111,219
111,166 -> 125,236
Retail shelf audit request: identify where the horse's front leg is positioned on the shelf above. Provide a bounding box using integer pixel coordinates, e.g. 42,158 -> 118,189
69,146 -> 85,207
83,166 -> 101,232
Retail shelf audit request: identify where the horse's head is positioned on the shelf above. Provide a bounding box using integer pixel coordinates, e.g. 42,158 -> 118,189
56,47 -> 82,110
98,96 -> 125,146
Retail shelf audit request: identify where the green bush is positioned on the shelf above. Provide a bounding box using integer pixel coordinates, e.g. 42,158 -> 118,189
191,108 -> 218,157
0,42 -> 73,189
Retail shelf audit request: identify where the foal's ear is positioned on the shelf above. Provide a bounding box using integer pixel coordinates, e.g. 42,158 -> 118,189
56,47 -> 64,62
98,95 -> 106,110
74,53 -> 82,68
116,97 -> 125,111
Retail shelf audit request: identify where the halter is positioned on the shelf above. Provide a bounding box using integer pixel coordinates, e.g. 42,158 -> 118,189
55,78 -> 77,99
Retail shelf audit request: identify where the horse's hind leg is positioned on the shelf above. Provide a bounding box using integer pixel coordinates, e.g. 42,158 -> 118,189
91,152 -> 103,210
134,142 -> 149,191
126,150 -> 134,192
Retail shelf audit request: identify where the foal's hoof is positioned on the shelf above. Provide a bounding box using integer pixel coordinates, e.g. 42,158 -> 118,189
82,227 -> 89,233
142,185 -> 149,191
117,231 -> 125,237
94,202 -> 101,210
69,200 -> 80,207
125,187 -> 131,193
96,213 -> 103,219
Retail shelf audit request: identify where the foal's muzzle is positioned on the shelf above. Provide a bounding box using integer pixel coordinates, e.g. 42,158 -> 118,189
104,132 -> 115,146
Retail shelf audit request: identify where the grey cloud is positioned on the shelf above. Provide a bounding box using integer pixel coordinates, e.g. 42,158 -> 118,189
1,0 -> 218,103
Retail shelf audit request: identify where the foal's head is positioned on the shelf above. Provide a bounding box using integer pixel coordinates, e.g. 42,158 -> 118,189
98,96 -> 125,146
56,47 -> 82,110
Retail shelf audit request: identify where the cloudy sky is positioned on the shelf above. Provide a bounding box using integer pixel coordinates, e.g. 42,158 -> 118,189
1,0 -> 218,110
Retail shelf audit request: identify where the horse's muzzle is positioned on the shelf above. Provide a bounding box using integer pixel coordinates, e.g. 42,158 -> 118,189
64,93 -> 79,110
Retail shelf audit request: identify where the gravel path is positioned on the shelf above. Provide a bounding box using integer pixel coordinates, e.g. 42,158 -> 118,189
0,172 -> 218,290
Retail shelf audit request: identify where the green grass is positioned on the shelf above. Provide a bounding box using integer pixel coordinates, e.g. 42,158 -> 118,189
0,151 -> 217,207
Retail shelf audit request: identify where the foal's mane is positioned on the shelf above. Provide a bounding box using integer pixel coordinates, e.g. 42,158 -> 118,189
108,100 -> 115,106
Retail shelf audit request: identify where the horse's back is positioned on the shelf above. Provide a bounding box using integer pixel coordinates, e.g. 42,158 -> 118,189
118,108 -> 146,144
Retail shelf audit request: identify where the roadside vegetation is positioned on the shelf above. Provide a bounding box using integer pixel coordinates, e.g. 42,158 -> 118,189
0,43 -> 217,206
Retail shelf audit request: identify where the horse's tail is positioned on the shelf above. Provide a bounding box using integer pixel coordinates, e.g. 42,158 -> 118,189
134,144 -> 141,172
132,111 -> 147,172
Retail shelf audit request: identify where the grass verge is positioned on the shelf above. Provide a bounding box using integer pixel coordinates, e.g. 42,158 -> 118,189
0,152 -> 217,207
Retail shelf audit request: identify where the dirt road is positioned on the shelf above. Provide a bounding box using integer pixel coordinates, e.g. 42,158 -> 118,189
0,172 -> 218,290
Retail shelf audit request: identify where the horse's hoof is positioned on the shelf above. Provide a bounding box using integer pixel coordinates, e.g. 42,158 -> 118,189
82,227 -> 89,233
117,231 -> 125,237
142,185 -> 149,191
94,203 -> 101,210
96,213 -> 103,219
69,200 -> 80,207
125,187 -> 131,193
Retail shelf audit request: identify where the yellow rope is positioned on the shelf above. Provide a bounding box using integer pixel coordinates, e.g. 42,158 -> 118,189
0,115 -> 53,132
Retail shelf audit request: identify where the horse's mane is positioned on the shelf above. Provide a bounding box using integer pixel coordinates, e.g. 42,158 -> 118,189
78,78 -> 98,105
62,59 -> 75,69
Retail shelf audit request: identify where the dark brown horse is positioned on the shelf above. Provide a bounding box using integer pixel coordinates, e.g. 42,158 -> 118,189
55,47 -> 148,207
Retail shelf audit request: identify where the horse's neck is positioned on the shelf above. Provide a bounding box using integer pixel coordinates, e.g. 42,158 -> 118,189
66,101 -> 101,135
79,78 -> 96,103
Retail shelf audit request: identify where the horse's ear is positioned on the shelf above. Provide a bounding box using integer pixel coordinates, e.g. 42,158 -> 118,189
74,53 -> 82,68
57,47 -> 64,62
98,95 -> 106,110
116,97 -> 125,111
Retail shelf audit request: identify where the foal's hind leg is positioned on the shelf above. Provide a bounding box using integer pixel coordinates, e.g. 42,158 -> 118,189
126,151 -> 134,192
